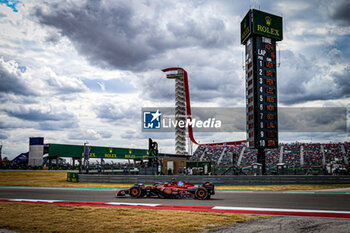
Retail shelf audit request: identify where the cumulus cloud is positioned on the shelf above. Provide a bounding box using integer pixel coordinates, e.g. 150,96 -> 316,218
83,78 -> 136,93
333,66 -> 350,96
99,131 -> 112,139
121,130 -> 174,141
329,0 -> 350,25
38,121 -> 78,131
278,49 -> 350,104
0,118 -> 31,130
0,57 -> 88,102
33,0 -> 244,105
94,103 -> 138,123
0,132 -> 8,140
4,106 -> 75,122
40,67 -> 88,95
121,130 -> 146,140
68,129 -> 112,141
34,0 -> 234,71
0,57 -> 36,96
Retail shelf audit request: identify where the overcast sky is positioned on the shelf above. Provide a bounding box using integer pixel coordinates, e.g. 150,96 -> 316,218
1,0 -> 350,159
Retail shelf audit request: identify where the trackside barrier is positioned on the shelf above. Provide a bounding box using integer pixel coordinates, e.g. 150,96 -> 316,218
67,172 -> 79,182
76,174 -> 350,185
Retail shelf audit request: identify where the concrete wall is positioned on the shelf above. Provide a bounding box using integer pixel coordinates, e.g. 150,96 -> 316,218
162,158 -> 186,175
77,174 -> 350,185
28,145 -> 43,166
28,137 -> 44,167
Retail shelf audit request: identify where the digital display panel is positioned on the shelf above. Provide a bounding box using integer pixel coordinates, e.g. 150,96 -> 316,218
245,36 -> 278,149
254,36 -> 278,148
245,37 -> 255,148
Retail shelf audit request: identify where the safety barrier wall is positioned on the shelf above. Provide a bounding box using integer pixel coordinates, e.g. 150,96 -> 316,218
76,174 -> 350,185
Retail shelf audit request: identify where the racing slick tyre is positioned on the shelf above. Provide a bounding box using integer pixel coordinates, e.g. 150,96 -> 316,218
195,187 -> 208,200
129,186 -> 142,198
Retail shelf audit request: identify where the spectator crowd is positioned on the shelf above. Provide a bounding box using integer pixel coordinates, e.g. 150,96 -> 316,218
190,142 -> 350,168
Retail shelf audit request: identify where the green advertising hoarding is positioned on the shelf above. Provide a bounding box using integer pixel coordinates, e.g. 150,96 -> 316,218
241,9 -> 283,44
67,172 -> 79,182
240,10 -> 252,44
252,9 -> 283,41
48,143 -> 149,159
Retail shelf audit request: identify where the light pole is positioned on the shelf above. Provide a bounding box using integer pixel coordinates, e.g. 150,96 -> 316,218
83,141 -> 89,173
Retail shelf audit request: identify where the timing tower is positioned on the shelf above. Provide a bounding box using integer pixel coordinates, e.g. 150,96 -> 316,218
241,9 -> 283,173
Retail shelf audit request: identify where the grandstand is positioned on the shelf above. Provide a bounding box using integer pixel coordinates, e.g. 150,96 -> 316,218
189,142 -> 350,170
282,143 -> 301,167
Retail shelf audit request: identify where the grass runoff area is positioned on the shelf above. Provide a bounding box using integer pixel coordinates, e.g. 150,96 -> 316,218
0,171 -> 349,232
0,202 -> 261,233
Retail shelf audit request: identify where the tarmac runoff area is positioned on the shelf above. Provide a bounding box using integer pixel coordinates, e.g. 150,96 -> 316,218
0,230 -> 16,233
202,216 -> 350,233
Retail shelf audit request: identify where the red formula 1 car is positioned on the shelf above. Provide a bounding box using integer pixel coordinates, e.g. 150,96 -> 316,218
116,179 -> 215,200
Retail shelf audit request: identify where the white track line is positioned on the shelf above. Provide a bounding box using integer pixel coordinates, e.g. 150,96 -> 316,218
4,199 -> 350,216
105,202 -> 160,207
9,199 -> 61,203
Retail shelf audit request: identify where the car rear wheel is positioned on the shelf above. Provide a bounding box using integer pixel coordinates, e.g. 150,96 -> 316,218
129,186 -> 142,198
195,187 -> 208,200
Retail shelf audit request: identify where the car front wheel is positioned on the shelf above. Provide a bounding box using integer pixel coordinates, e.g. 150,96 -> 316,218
129,186 -> 142,198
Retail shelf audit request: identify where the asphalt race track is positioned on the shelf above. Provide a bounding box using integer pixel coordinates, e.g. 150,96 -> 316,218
0,187 -> 350,211
2,187 -> 350,232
